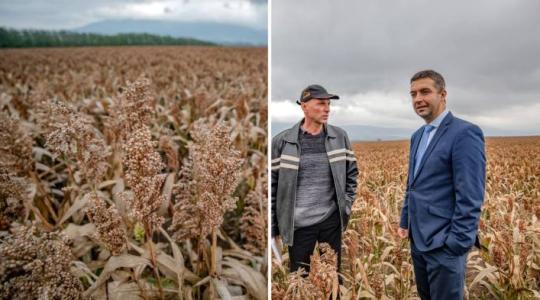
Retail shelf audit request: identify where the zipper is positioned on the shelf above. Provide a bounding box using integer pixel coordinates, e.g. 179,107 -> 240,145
290,141 -> 300,246
325,136 -> 344,232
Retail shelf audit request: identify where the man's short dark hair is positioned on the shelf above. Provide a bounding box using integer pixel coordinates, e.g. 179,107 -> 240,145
410,69 -> 446,92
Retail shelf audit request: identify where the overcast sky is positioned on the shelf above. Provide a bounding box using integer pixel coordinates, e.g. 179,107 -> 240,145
271,0 -> 540,135
0,0 -> 267,30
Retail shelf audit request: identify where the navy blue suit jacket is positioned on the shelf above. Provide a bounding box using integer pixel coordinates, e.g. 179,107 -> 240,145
400,112 -> 486,255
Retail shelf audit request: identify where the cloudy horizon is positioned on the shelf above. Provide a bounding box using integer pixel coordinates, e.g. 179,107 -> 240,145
271,0 -> 540,138
0,0 -> 267,31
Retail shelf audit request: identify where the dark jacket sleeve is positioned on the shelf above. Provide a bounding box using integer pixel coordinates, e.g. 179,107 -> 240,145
445,125 -> 486,255
271,137 -> 281,237
344,132 -> 359,215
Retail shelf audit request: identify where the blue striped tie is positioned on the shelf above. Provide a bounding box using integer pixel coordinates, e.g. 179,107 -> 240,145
414,125 -> 435,176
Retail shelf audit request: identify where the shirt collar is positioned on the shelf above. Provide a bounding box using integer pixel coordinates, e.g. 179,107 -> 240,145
299,120 -> 326,136
428,109 -> 449,129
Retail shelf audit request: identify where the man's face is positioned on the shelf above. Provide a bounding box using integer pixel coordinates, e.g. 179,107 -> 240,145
410,78 -> 446,123
301,98 -> 330,124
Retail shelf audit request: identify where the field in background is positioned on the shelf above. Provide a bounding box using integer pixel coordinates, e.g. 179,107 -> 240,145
1,46 -> 267,299
273,136 -> 540,299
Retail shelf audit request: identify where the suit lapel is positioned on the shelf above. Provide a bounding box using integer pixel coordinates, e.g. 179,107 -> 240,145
412,112 -> 454,184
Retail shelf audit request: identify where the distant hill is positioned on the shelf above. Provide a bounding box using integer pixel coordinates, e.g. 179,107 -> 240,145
0,27 -> 214,48
74,19 -> 267,46
272,122 -> 540,141
271,122 -> 414,141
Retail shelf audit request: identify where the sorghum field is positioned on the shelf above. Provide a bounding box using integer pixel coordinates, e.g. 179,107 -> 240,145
272,137 -> 540,299
0,46 -> 267,299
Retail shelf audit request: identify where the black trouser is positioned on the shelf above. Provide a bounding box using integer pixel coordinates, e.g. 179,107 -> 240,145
288,209 -> 342,273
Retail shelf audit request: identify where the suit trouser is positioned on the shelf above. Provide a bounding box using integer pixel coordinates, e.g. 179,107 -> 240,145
288,209 -> 342,274
411,240 -> 468,300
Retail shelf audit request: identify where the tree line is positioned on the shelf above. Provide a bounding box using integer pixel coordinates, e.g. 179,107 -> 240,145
0,27 -> 215,48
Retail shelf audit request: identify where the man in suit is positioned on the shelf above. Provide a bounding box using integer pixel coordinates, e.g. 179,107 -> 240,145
398,70 -> 486,299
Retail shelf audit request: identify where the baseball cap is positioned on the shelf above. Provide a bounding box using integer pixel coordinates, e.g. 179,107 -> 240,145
297,84 -> 339,105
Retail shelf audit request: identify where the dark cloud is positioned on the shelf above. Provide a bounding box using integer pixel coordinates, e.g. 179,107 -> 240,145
0,0 -> 267,30
272,0 -> 540,133
0,0 -> 159,29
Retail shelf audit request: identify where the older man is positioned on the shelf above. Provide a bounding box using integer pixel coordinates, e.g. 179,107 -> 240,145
398,70 -> 486,299
271,84 -> 358,273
